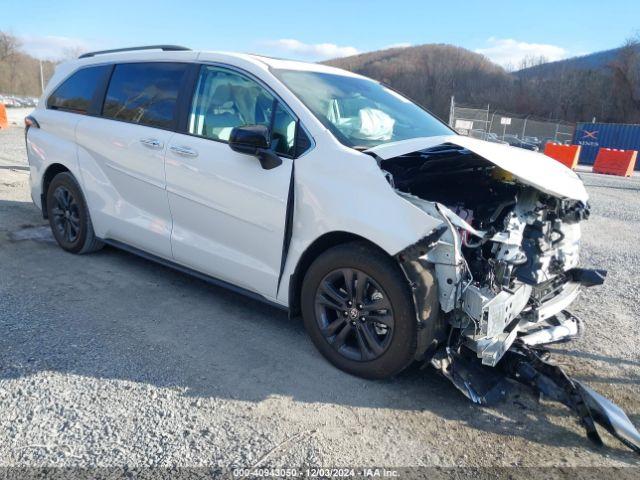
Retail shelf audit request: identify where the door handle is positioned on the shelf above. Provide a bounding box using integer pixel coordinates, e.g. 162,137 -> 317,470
140,138 -> 163,149
169,145 -> 198,157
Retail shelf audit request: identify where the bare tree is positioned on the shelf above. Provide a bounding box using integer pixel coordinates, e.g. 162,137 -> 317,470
518,55 -> 548,71
0,31 -> 20,62
0,30 -> 57,96
609,36 -> 640,121
61,45 -> 87,60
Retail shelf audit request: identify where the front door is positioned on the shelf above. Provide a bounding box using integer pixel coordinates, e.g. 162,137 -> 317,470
165,65 -> 300,299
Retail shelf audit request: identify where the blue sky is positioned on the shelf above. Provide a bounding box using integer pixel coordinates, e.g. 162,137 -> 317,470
2,0 -> 638,66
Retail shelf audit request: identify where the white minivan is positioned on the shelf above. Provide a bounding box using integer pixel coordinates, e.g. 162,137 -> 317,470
26,45 -> 600,381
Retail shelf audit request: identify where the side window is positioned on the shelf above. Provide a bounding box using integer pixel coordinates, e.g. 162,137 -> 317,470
47,65 -> 109,114
295,125 -> 312,157
102,63 -> 187,129
189,66 -> 274,142
188,65 -> 303,157
271,103 -> 297,157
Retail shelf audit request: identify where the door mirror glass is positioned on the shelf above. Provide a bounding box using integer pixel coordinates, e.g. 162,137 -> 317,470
229,124 -> 270,154
229,125 -> 282,170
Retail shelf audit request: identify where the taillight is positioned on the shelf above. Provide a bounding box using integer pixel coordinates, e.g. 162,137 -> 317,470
25,115 -> 40,131
24,115 -> 39,143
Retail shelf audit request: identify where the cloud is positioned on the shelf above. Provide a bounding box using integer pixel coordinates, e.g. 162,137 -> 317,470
18,35 -> 93,60
383,42 -> 412,50
263,39 -> 359,60
475,37 -> 569,68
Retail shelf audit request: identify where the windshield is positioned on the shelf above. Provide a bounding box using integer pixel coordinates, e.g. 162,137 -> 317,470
273,69 -> 453,148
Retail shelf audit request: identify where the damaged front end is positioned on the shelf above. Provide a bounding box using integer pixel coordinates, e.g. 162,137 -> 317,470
386,143 -> 597,366
375,140 -> 639,453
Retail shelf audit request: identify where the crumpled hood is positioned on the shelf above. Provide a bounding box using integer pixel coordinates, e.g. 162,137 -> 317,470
366,135 -> 589,202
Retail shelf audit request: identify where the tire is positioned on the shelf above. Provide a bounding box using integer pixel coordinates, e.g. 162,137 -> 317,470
46,172 -> 104,254
301,241 -> 417,379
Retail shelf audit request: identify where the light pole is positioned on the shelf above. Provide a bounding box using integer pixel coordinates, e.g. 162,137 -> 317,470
39,60 -> 45,94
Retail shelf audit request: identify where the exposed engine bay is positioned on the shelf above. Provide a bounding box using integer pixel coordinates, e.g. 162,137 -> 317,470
372,142 -> 640,454
382,144 -> 594,364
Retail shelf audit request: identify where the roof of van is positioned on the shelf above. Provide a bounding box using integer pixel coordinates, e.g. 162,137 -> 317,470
72,47 -> 363,78
243,53 -> 358,75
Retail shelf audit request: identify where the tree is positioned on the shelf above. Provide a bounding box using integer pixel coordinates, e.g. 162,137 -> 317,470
0,31 -> 20,62
0,30 -> 56,96
609,36 -> 640,122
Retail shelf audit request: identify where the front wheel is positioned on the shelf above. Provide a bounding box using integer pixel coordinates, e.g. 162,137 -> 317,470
301,241 -> 417,379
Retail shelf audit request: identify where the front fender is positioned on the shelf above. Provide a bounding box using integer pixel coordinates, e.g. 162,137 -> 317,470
276,144 -> 446,305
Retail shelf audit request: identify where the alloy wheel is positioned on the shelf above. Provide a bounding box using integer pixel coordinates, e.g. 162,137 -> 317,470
51,186 -> 81,244
314,268 -> 395,361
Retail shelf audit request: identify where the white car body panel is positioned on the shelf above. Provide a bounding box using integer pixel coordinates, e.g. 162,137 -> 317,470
75,116 -> 175,258
275,141 -> 444,305
367,135 -> 589,202
165,132 -> 293,298
26,109 -> 82,209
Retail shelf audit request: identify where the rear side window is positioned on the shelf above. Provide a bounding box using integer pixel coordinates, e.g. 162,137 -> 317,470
102,62 -> 187,129
47,65 -> 109,114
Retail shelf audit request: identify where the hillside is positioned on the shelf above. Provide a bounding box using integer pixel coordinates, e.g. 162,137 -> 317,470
515,45 -> 637,78
325,44 -> 513,120
324,42 -> 640,123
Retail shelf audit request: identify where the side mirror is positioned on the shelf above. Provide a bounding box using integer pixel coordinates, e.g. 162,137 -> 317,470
229,125 -> 283,170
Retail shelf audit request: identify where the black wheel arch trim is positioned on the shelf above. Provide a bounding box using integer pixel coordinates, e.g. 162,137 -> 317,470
41,163 -> 72,219
394,226 -> 450,361
287,232 -> 397,319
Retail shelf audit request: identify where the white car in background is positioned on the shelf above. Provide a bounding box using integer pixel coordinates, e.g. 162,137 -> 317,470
25,45 -> 598,381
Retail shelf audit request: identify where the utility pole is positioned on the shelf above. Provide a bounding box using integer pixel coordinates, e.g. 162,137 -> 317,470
448,96 -> 455,127
39,60 -> 45,94
485,104 -> 490,140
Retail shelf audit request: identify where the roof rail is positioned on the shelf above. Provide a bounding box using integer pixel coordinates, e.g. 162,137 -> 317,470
79,45 -> 191,59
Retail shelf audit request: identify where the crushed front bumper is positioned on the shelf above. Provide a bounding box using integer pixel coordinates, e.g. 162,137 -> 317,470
432,341 -> 640,454
431,266 -> 640,455
461,268 -> 606,366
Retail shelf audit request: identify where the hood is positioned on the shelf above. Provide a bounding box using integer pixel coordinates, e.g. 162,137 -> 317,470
366,135 -> 588,202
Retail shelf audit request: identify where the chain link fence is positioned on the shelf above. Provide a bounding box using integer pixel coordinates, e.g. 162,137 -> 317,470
448,98 -> 575,151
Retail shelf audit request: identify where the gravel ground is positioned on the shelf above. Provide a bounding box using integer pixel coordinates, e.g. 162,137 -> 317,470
0,126 -> 639,470
2,107 -> 34,128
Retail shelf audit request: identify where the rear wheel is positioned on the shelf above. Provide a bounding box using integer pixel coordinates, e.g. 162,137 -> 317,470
301,241 -> 417,379
46,172 -> 104,254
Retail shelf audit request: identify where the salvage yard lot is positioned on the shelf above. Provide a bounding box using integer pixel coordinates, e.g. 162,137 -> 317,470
0,125 -> 639,468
